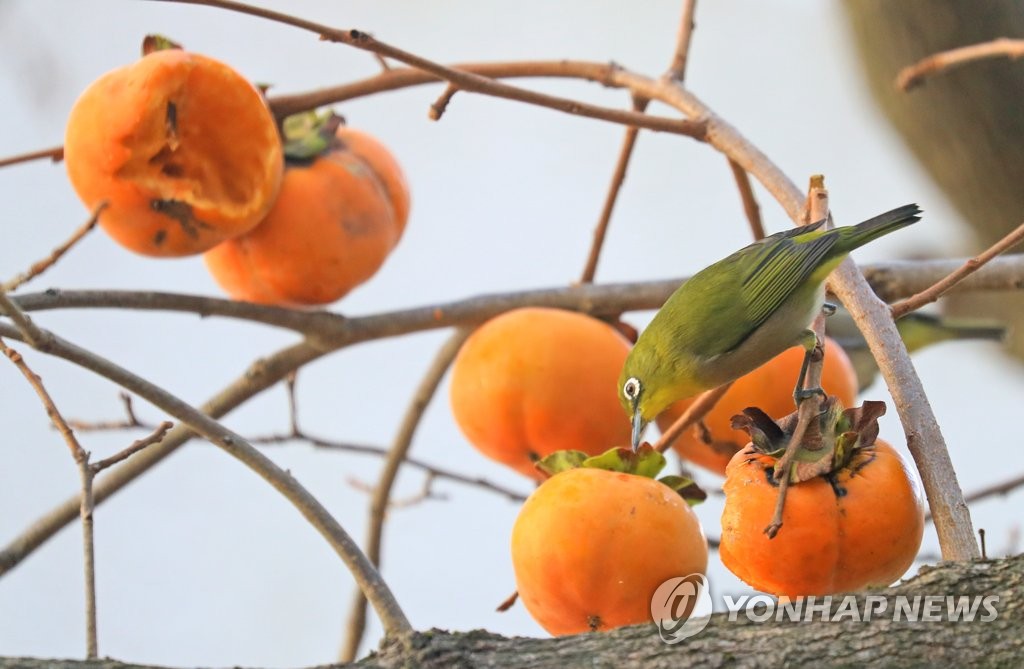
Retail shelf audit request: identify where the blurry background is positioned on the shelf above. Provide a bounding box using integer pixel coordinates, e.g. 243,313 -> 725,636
0,1 -> 1020,666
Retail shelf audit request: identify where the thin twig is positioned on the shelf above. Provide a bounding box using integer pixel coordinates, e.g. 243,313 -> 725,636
90,422 -> 173,474
579,0 -> 698,284
0,339 -> 97,658
150,0 -> 706,140
0,321 -> 412,639
896,37 -> 1024,92
654,383 -> 732,454
2,203 -> 106,293
765,176 -> 829,539
891,220 -> 1024,319
0,290 -> 47,348
252,432 -> 528,503
427,83 -> 459,121
664,0 -> 699,82
925,471 -> 1024,523
347,472 -> 447,509
341,327 -> 472,662
0,145 -> 63,169
728,158 -> 765,240
579,95 -> 648,284
68,393 -> 154,431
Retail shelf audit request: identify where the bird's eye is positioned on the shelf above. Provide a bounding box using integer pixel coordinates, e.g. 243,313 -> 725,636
623,377 -> 641,401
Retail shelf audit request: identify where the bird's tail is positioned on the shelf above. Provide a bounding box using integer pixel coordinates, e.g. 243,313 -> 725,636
897,312 -> 1007,352
835,203 -> 922,253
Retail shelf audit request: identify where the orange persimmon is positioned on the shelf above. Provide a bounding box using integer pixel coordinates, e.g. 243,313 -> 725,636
512,465 -> 708,635
449,308 -> 632,479
203,120 -> 409,306
64,48 -> 283,257
656,337 -> 858,476
719,401 -> 924,598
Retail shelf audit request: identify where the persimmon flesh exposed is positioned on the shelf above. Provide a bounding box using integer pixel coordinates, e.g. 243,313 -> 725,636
64,49 -> 283,256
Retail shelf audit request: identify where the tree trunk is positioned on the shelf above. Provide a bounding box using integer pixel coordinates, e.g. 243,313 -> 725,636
4,554 -> 1021,668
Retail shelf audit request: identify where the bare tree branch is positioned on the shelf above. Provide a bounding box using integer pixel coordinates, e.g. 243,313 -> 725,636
151,0 -> 707,139
2,203 -> 105,293
0,145 -> 63,169
896,37 -> 1024,91
341,327 -> 472,661
0,338 -> 98,658
0,321 -> 412,639
891,220 -> 1024,318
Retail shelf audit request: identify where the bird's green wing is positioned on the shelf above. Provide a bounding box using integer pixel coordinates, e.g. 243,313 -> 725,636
739,229 -> 837,331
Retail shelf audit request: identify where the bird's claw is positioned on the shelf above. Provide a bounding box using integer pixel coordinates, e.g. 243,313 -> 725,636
794,386 -> 826,404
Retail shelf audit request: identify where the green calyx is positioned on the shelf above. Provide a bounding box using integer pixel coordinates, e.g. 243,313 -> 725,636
282,110 -> 345,162
731,397 -> 887,483
142,34 -> 183,56
535,445 -> 707,506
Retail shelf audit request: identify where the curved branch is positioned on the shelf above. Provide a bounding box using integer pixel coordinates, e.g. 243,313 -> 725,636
341,327 -> 472,661
152,0 -> 705,139
0,321 -> 411,638
10,255 -> 1024,341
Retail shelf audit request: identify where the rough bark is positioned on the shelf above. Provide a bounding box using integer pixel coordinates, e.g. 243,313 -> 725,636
4,554 -> 1021,668
844,0 -> 1024,359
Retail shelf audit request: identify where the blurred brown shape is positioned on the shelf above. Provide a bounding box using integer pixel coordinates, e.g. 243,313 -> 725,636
844,0 -> 1024,359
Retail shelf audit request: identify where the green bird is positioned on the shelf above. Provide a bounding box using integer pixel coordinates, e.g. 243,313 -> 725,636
619,203 -> 922,451
827,310 -> 1006,391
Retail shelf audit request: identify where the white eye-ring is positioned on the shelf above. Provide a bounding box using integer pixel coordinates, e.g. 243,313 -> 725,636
623,377 -> 641,401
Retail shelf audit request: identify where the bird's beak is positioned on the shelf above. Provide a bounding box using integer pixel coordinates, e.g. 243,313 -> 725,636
631,408 -> 646,453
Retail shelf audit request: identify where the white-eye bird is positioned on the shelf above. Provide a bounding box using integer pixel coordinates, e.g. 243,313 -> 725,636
619,203 -> 922,450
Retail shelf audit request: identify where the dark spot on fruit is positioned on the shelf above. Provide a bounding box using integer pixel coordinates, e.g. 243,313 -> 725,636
161,163 -> 184,178
587,614 -> 602,631
153,229 -> 167,246
151,199 -> 213,238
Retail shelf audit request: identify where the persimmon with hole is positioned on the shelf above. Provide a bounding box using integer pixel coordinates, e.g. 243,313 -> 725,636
203,122 -> 409,306
719,401 -> 925,598
64,48 -> 283,257
656,337 -> 858,476
512,466 -> 708,635
449,308 -> 632,479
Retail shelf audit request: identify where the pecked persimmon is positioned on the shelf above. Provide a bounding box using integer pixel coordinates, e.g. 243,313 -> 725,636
203,114 -> 409,306
511,448 -> 708,635
449,308 -> 632,479
656,337 -> 858,476
64,47 -> 283,257
719,400 -> 924,598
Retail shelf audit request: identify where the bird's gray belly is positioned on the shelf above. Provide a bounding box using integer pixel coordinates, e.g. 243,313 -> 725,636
695,283 -> 824,388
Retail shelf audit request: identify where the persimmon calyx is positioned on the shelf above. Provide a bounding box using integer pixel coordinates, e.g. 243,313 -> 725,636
535,445 -> 706,506
142,34 -> 183,55
731,397 -> 888,484
283,109 -> 345,161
